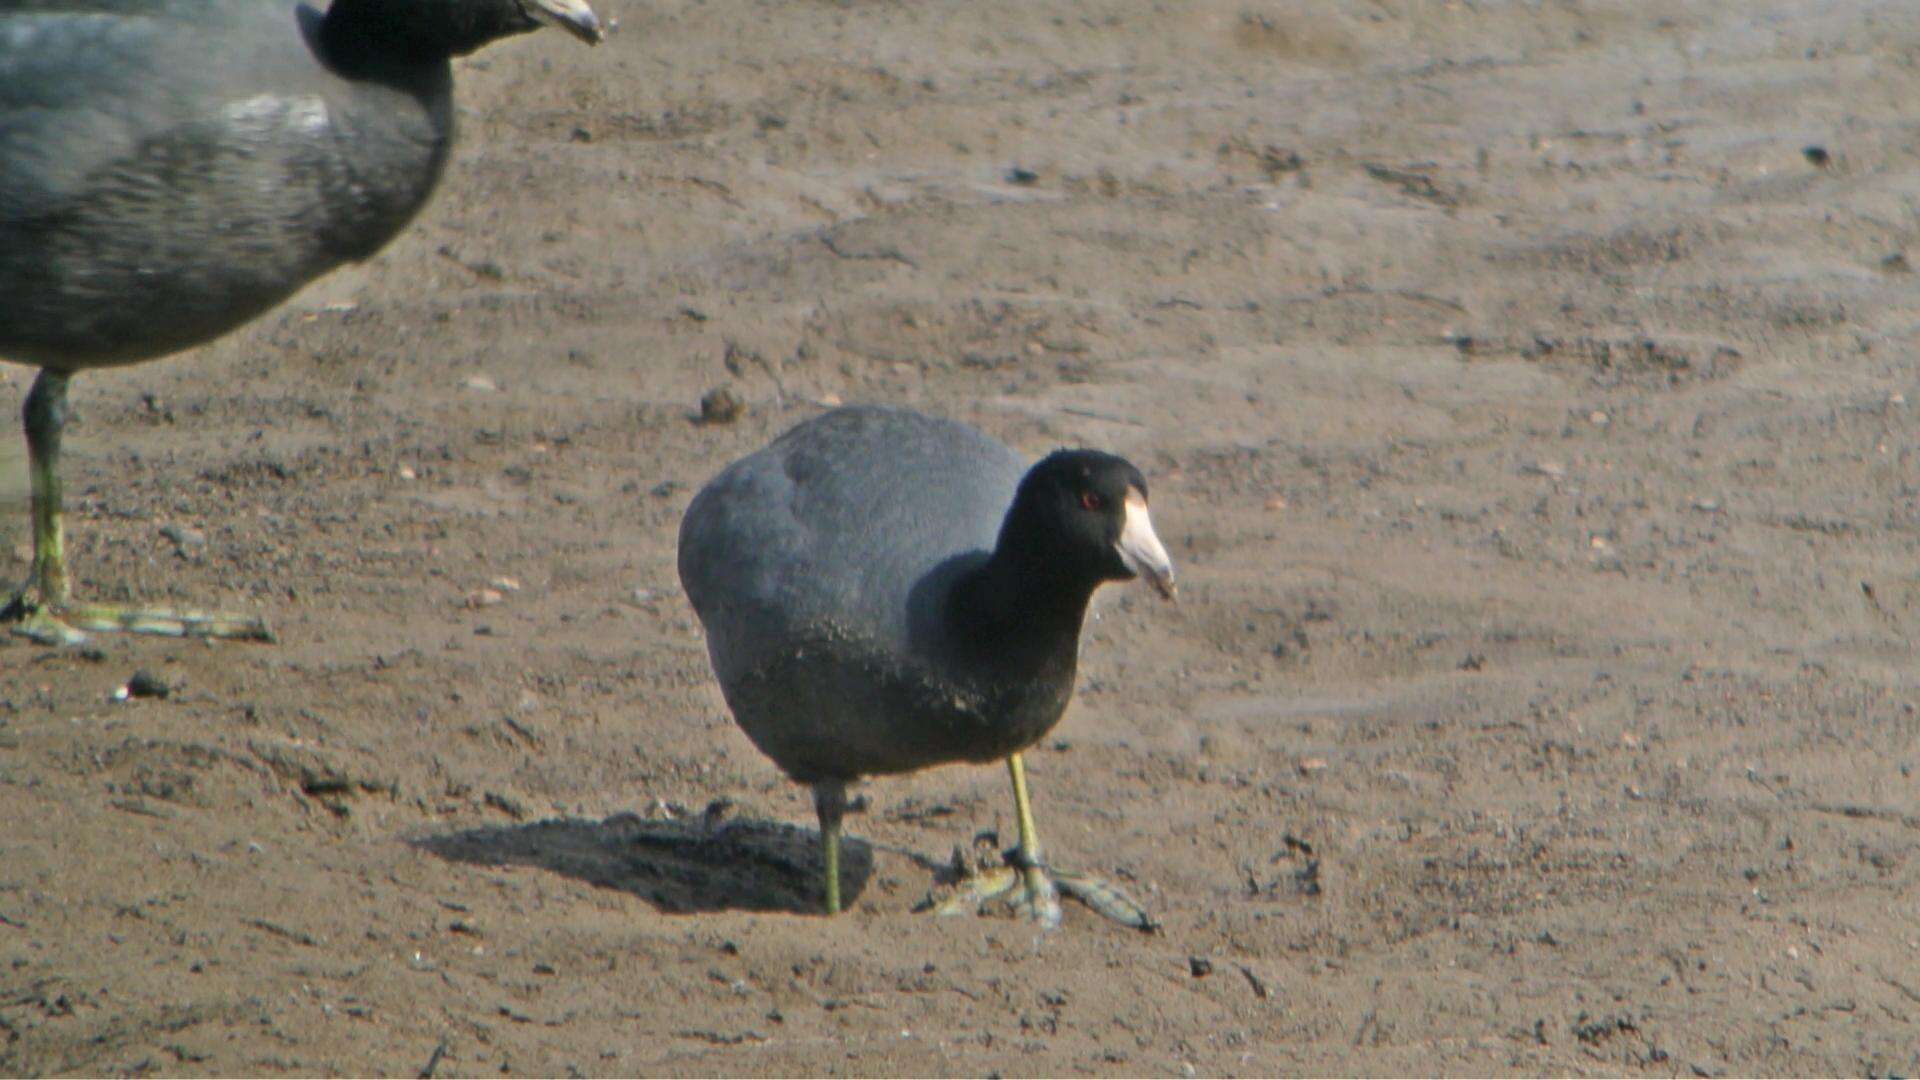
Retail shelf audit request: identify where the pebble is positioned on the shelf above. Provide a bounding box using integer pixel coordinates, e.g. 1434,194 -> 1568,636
463,374 -> 498,392
127,670 -> 171,700
159,523 -> 207,551
700,386 -> 744,424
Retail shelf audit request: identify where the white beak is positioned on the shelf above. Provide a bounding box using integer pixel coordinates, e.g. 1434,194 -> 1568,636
525,0 -> 604,43
1116,489 -> 1176,600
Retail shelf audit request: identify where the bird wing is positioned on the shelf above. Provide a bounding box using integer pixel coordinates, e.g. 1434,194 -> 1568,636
0,6 -> 203,221
678,408 -> 1026,683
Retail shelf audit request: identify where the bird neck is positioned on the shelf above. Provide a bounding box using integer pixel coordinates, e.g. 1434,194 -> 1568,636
321,0 -> 532,65
945,530 -> 1100,685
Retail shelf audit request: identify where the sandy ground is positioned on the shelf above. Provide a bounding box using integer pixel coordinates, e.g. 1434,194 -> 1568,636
3,0 -> 1919,1074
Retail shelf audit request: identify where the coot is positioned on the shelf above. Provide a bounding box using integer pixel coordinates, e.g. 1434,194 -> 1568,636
0,0 -> 603,644
678,405 -> 1175,928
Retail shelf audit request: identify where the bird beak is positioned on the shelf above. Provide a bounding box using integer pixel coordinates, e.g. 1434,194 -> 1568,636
1116,488 -> 1176,600
524,0 -> 604,44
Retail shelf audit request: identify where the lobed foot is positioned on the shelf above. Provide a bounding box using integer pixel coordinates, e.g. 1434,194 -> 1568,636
1054,867 -> 1158,931
934,851 -> 1156,932
3,590 -> 273,646
6,369 -> 273,648
936,862 -> 1063,928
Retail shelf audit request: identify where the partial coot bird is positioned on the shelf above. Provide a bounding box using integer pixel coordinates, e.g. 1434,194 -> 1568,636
0,0 -> 603,644
678,406 -> 1176,929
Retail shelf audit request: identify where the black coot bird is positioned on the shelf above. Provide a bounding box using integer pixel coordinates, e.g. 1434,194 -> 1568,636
0,0 -> 603,644
678,405 -> 1176,929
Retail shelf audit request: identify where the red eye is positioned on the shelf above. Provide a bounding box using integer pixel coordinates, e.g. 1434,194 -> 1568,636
1079,491 -> 1105,511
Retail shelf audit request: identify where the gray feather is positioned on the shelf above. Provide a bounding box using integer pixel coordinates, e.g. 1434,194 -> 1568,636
679,406 -> 1052,782
0,0 -> 503,369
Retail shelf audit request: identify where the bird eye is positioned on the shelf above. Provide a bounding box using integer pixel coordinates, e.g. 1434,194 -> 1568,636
1079,491 -> 1105,511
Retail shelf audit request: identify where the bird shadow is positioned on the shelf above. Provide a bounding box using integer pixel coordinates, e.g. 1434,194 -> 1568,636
410,811 -> 880,915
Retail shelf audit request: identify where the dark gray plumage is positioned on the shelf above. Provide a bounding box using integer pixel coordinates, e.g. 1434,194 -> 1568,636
0,0 -> 603,644
678,405 -> 1176,928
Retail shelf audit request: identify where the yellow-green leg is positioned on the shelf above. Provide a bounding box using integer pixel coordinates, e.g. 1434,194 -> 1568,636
935,752 -> 1157,931
3,369 -> 273,646
813,780 -> 848,915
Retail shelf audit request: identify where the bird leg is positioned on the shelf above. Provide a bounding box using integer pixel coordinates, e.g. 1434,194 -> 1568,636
813,779 -> 849,915
934,752 -> 1157,931
3,369 -> 273,645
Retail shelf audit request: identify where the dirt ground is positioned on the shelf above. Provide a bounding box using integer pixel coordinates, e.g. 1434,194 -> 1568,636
3,0 -> 1918,1074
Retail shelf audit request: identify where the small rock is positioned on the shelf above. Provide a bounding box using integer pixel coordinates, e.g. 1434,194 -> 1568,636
467,588 -> 505,609
397,465 -> 417,480
1237,963 -> 1273,999
127,670 -> 171,699
1188,956 -> 1213,978
489,577 -> 522,593
463,374 -> 499,392
700,386 -> 744,424
159,523 -> 207,552
484,790 -> 528,819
